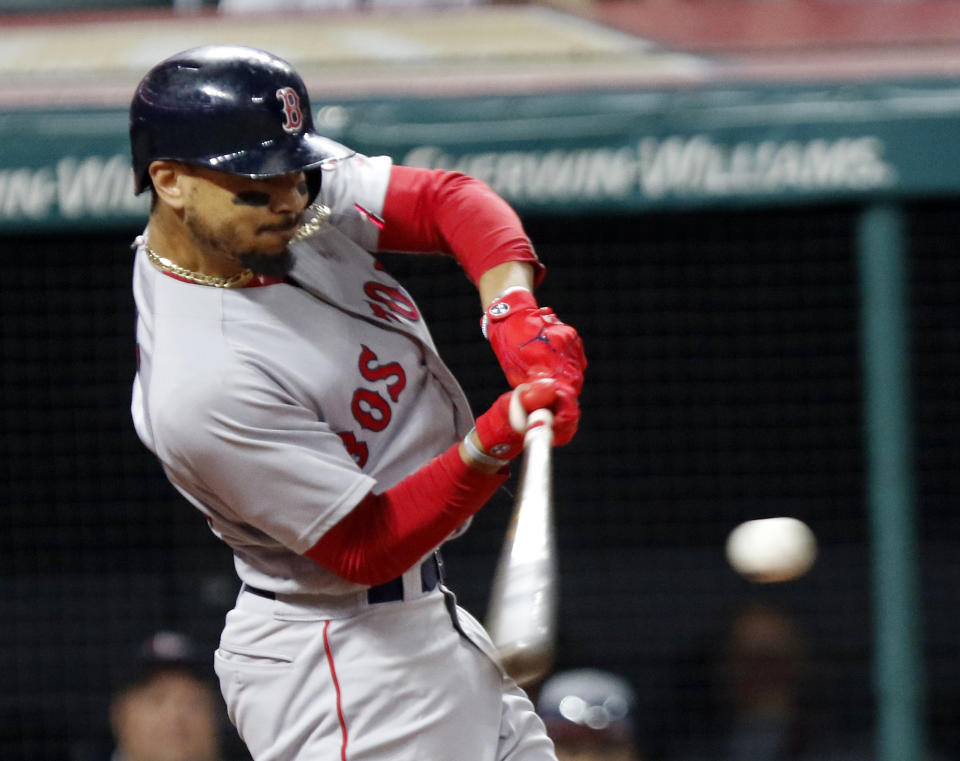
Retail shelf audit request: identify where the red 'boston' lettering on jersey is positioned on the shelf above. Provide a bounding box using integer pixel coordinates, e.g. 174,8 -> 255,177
363,281 -> 420,323
342,346 -> 408,463
358,345 -> 406,402
336,431 -> 369,468
366,300 -> 401,324
351,388 -> 391,432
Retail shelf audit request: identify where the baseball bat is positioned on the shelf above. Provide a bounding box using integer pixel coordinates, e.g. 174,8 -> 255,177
485,407 -> 558,687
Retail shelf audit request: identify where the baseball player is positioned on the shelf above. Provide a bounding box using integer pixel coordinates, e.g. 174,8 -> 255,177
128,45 -> 586,761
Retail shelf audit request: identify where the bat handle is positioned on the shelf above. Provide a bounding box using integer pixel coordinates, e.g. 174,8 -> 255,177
523,408 -> 554,445
508,386 -> 556,438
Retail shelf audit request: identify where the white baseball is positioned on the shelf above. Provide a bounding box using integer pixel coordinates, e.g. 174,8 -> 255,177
725,517 -> 817,583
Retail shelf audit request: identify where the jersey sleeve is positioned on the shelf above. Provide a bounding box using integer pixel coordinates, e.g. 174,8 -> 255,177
316,153 -> 394,251
151,360 -> 375,555
377,165 -> 546,286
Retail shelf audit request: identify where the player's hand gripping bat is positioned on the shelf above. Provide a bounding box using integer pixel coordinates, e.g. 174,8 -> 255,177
485,405 -> 557,687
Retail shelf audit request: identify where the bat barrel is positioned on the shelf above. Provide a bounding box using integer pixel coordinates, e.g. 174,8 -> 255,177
485,407 -> 557,686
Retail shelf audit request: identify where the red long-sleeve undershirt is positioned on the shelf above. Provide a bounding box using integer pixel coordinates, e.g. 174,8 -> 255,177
305,445 -> 507,585
306,167 -> 536,584
378,166 -> 545,287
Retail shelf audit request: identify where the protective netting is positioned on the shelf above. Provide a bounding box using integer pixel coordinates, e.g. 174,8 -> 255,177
1,201 -> 957,759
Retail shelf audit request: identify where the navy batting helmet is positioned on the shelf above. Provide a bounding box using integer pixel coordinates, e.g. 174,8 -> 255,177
129,45 -> 349,195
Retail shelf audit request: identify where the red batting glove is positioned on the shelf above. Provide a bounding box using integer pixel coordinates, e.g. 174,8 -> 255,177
482,288 -> 586,394
546,381 -> 580,447
474,378 -> 560,461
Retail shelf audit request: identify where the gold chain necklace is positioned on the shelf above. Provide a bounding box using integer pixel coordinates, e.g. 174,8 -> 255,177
144,246 -> 254,289
141,204 -> 330,287
292,203 -> 331,241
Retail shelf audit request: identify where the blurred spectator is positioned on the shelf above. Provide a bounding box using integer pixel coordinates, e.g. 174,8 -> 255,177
666,601 -> 825,761
109,631 -> 223,761
664,601 -> 956,761
713,602 -> 811,761
536,668 -> 643,761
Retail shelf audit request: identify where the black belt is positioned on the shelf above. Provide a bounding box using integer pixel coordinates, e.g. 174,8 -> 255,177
243,551 -> 444,604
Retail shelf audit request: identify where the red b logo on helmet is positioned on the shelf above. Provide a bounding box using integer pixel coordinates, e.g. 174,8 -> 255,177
276,87 -> 304,134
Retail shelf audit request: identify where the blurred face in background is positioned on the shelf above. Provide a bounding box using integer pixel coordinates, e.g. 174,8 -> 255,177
110,669 -> 220,761
719,604 -> 806,716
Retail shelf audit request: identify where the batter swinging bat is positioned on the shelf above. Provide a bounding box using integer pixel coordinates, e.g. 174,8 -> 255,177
485,406 -> 558,687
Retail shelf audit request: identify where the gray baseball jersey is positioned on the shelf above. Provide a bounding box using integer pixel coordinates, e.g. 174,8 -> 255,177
131,152 -> 474,596
131,151 -> 557,761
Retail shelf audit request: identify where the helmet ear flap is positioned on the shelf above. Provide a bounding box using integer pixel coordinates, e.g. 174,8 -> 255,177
306,169 -> 322,204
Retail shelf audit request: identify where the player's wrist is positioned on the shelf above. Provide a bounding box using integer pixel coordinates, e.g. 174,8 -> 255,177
490,285 -> 532,303
472,379 -> 559,467
481,287 -> 535,340
473,391 -> 526,463
461,429 -> 511,472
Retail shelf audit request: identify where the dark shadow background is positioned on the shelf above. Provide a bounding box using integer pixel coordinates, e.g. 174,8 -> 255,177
1,202 -> 957,760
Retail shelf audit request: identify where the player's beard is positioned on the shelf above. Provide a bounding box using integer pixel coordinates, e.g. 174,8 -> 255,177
185,213 -> 296,277
243,214 -> 301,275
240,248 -> 294,276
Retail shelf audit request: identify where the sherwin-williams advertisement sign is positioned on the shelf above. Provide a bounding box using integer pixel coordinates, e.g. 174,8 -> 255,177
400,136 -> 896,206
0,110 -> 148,229
1,80 -> 958,230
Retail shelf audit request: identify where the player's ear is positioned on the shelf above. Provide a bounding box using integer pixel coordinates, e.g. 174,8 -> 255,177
148,160 -> 189,210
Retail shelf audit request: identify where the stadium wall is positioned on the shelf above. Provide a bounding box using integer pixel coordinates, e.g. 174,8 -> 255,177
1,69 -> 958,761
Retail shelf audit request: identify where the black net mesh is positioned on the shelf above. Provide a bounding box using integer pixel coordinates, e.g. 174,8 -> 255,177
905,200 -> 960,756
1,200 -> 957,759
0,234 -> 239,760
